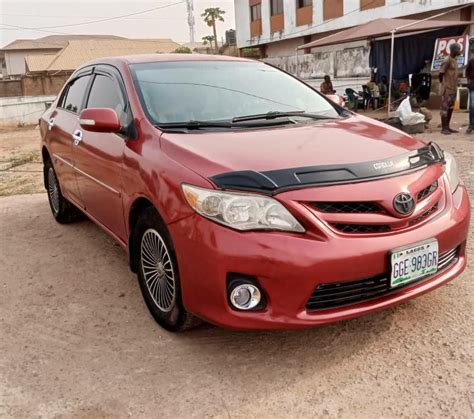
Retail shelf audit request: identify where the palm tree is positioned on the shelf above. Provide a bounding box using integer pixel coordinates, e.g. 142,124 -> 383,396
201,36 -> 216,53
201,7 -> 225,53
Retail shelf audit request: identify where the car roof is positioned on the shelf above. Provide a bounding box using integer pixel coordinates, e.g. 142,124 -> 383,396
87,53 -> 254,66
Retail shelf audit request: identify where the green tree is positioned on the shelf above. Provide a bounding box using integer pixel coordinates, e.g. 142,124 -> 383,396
201,7 -> 225,52
202,35 -> 216,52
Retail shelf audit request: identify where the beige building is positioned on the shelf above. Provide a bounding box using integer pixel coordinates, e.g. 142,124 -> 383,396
0,36 -> 182,98
0,35 -> 124,78
234,1 -> 473,94
24,38 -> 182,74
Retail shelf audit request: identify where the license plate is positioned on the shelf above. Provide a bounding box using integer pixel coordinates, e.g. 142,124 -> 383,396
390,239 -> 439,287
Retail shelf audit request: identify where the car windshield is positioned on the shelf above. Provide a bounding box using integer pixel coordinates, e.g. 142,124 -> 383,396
130,60 -> 340,125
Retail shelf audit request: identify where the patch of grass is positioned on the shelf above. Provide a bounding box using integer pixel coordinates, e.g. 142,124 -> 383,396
2,151 -> 41,170
0,176 -> 43,196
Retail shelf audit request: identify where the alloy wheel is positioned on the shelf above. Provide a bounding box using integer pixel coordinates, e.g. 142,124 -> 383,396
140,228 -> 176,312
48,167 -> 60,214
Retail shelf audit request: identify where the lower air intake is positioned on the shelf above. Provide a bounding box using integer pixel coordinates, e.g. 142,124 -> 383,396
306,246 -> 459,311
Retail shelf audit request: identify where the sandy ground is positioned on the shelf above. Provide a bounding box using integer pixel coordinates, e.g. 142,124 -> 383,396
0,114 -> 473,418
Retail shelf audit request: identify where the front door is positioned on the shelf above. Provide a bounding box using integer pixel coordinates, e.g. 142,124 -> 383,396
47,74 -> 92,205
73,69 -> 131,242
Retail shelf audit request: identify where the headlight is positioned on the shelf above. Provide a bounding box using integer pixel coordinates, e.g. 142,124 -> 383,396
444,152 -> 460,193
182,184 -> 305,233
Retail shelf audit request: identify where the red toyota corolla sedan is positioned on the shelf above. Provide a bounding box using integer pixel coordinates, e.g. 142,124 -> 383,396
39,54 -> 470,331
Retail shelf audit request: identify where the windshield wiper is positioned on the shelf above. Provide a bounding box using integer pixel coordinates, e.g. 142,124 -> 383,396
232,111 -> 337,123
155,120 -> 234,130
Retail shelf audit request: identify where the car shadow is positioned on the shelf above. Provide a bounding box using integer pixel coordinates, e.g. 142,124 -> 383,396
173,305 -> 399,381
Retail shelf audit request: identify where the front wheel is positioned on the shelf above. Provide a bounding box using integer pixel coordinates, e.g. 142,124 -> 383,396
133,207 -> 201,332
44,159 -> 82,223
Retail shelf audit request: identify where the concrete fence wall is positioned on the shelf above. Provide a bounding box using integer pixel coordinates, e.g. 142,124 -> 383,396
262,39 -> 371,95
304,77 -> 369,97
0,74 -> 70,98
22,74 -> 70,97
0,80 -> 23,97
0,95 -> 56,127
264,47 -> 371,80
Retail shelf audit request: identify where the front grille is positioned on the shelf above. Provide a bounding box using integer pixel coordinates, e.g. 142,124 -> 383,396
312,201 -> 381,213
409,202 -> 438,226
311,179 -> 442,235
306,246 -> 459,311
417,181 -> 438,201
332,223 -> 390,234
438,246 -> 458,270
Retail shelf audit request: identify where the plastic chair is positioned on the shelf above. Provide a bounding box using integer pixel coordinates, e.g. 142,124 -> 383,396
362,85 -> 374,111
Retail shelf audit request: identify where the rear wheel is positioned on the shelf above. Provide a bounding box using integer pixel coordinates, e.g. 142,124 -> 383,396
133,207 -> 201,332
44,159 -> 82,223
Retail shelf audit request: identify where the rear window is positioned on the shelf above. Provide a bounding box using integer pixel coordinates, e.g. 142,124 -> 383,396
61,75 -> 91,114
130,61 -> 338,124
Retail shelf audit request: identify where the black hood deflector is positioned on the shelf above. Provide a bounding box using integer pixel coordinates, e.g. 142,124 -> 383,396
210,142 -> 444,195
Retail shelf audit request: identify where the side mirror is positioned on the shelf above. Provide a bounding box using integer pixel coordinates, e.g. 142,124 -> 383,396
79,108 -> 121,133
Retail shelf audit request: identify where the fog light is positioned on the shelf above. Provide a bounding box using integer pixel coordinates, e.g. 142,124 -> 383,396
229,284 -> 261,310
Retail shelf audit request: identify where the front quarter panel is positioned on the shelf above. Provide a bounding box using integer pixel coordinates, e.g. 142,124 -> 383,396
122,119 -> 214,233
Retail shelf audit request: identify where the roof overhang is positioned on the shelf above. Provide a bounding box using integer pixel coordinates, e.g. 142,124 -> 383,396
297,18 -> 473,50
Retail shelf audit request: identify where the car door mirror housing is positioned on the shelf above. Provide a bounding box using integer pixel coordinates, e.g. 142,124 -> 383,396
79,108 -> 121,133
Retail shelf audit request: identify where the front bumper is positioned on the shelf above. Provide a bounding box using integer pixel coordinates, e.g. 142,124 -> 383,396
169,184 -> 470,330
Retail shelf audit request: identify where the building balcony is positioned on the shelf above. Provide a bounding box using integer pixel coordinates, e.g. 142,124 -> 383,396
250,19 -> 262,37
270,14 -> 284,33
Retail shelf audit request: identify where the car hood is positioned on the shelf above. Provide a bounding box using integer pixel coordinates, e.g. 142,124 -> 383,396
160,115 -> 426,181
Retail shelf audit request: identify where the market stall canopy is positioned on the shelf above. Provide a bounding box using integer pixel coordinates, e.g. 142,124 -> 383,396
297,17 -> 473,50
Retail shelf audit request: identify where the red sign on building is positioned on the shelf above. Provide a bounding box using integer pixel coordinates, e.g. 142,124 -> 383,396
431,34 -> 470,71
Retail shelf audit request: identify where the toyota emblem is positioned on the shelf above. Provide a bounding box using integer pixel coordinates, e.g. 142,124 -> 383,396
393,192 -> 415,215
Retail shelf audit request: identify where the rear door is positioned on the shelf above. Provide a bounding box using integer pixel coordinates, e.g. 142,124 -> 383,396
73,66 -> 132,241
46,72 -> 92,205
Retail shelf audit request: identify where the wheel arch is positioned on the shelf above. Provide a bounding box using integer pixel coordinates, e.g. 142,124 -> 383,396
42,146 -> 51,190
127,196 -> 157,273
42,146 -> 51,163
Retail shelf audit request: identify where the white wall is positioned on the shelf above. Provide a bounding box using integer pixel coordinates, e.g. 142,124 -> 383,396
4,49 -> 59,76
265,39 -> 370,77
235,0 -> 473,49
0,95 -> 55,127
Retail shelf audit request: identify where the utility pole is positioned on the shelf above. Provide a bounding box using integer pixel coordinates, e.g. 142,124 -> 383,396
186,0 -> 195,43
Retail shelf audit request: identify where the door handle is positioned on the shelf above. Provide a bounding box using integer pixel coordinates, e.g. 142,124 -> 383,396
48,118 -> 55,131
72,129 -> 83,146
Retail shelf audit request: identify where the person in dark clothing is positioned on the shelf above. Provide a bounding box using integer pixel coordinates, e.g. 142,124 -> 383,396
466,57 -> 474,134
439,43 -> 461,135
378,75 -> 388,97
320,75 -> 336,95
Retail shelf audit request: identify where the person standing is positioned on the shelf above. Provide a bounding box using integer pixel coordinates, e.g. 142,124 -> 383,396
439,43 -> 461,135
378,75 -> 388,97
466,56 -> 474,134
320,75 -> 336,95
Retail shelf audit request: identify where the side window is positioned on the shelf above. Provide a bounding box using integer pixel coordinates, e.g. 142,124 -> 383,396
86,74 -> 128,126
61,75 -> 91,114
57,86 -> 69,108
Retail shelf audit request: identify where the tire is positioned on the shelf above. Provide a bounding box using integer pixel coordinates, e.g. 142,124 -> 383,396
133,207 -> 201,332
44,158 -> 83,224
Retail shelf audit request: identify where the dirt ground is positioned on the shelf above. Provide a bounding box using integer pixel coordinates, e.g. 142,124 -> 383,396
0,113 -> 473,418
0,127 -> 43,196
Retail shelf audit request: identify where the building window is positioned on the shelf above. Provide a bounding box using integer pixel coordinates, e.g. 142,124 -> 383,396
250,3 -> 261,21
296,0 -> 313,26
250,1 -> 262,37
297,0 -> 312,7
270,0 -> 284,16
360,0 -> 385,11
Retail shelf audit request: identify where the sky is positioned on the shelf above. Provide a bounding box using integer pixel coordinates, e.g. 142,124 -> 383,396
0,0 -> 236,47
